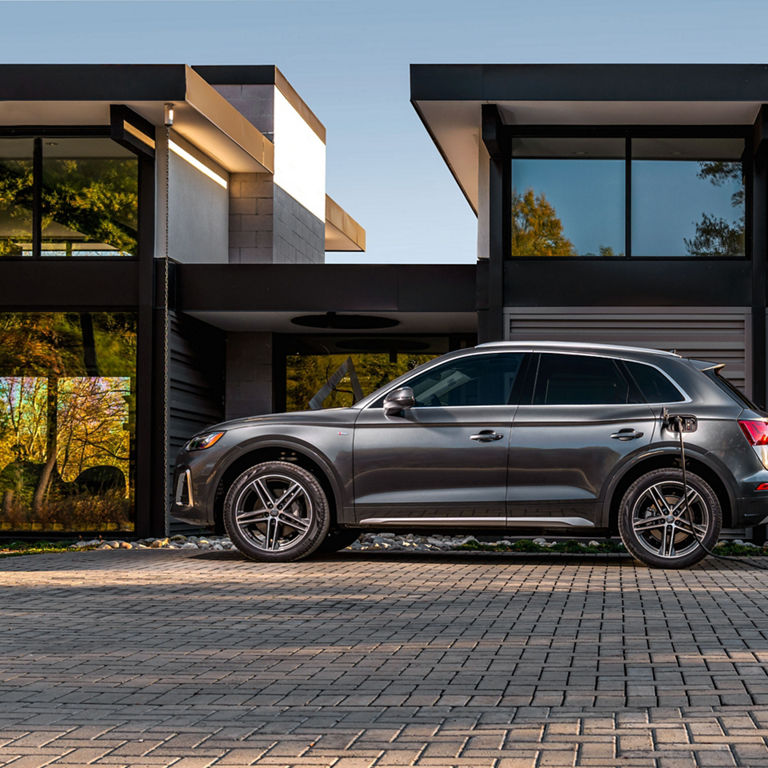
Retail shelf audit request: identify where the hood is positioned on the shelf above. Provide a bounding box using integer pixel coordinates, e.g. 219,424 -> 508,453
201,407 -> 361,434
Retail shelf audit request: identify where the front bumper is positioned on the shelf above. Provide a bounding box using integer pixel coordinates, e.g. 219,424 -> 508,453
171,459 -> 216,528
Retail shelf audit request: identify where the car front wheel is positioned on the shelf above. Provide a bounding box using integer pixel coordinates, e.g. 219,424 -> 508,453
618,467 -> 721,568
223,461 -> 330,562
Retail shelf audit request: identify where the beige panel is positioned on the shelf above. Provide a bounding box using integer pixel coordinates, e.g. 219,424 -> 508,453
505,307 -> 751,394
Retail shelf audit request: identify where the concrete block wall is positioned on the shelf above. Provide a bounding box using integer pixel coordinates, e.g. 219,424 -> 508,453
229,173 -> 274,263
229,173 -> 324,264
273,185 -> 325,264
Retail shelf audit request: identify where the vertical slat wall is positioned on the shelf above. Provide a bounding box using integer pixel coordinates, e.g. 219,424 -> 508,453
169,312 -> 225,524
505,307 -> 752,395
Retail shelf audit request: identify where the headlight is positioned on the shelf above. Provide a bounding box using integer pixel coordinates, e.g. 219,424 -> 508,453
185,431 -> 225,451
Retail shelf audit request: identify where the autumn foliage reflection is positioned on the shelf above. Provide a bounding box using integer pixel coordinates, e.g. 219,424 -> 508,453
0,313 -> 136,532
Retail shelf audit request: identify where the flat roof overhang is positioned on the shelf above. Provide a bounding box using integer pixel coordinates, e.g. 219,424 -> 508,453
410,64 -> 768,212
325,195 -> 366,252
174,263 -> 476,333
0,64 -> 273,173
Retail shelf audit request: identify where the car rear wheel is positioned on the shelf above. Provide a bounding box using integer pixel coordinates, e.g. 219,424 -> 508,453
223,461 -> 330,562
618,467 -> 721,568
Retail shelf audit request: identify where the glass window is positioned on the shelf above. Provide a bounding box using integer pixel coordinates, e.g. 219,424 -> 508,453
0,312 -> 136,533
511,138 -> 625,257
42,138 -> 138,257
624,361 -> 685,403
631,138 -> 745,257
405,353 -> 524,407
533,354 -> 640,405
286,352 -> 437,411
0,139 -> 33,258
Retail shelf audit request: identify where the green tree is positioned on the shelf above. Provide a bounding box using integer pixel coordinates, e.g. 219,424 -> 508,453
685,161 -> 745,257
510,189 -> 576,257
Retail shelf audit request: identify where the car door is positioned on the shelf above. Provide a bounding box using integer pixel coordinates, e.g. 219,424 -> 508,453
352,351 -> 526,526
507,352 -> 657,527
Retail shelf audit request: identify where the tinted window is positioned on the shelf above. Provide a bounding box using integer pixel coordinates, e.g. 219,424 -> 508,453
624,361 -> 685,403
533,354 -> 639,405
403,353 -> 524,407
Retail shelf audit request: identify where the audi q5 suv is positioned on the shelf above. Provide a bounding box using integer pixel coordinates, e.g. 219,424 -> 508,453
173,342 -> 768,568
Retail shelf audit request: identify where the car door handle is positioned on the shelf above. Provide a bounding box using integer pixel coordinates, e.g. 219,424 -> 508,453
470,430 -> 504,442
610,428 -> 644,441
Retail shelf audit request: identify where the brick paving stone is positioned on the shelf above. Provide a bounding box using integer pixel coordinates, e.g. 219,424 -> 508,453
3,550 -> 768,767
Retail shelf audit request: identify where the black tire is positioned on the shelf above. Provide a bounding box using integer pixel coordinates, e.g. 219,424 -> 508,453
223,460 -> 330,562
618,467 -> 721,569
315,528 -> 360,554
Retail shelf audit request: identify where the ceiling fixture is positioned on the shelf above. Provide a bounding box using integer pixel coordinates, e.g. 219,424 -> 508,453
291,312 -> 399,330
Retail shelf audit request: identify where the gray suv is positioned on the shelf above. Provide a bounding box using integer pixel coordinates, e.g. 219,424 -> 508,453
173,341 -> 768,568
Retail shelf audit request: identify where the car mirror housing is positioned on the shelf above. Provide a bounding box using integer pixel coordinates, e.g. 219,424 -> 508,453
384,386 -> 415,416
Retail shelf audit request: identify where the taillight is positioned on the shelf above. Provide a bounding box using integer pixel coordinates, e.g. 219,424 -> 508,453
739,420 -> 768,445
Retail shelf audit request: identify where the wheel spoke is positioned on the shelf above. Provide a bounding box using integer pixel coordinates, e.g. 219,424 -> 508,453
252,478 -> 275,510
264,515 -> 280,550
236,509 -> 271,525
674,516 -> 708,538
278,510 -> 310,533
647,485 -> 672,515
669,488 -> 699,516
632,514 -> 667,533
276,482 -> 303,511
660,524 -> 675,557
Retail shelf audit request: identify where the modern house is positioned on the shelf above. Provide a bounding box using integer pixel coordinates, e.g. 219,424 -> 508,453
2,62 -> 766,539
0,64 -> 474,537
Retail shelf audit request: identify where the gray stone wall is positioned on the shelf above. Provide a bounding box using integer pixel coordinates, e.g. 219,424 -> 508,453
228,173 -> 274,264
229,175 -> 324,264
225,332 -> 274,419
273,184 -> 325,264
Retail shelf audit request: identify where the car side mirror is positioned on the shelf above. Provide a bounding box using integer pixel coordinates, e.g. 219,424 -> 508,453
383,386 -> 415,417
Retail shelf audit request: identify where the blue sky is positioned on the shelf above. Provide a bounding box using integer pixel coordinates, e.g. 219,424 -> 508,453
1,0 -> 767,263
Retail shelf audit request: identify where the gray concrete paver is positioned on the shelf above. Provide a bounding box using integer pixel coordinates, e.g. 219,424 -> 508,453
2,550 -> 768,767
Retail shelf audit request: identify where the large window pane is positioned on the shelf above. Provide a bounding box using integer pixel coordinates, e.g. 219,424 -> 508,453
0,313 -> 136,532
511,138 -> 625,257
0,139 -> 33,258
631,138 -> 745,257
286,352 -> 437,411
42,138 -> 138,257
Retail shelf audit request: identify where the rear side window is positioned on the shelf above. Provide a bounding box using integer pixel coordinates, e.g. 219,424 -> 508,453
706,369 -> 757,410
624,361 -> 685,403
403,353 -> 524,407
533,354 -> 641,405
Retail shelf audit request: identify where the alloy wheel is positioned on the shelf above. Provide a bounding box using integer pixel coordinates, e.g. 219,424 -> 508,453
232,473 -> 314,553
630,480 -> 710,560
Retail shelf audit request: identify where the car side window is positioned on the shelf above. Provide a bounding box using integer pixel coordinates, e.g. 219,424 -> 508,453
624,361 -> 686,403
401,353 -> 525,407
533,354 -> 641,405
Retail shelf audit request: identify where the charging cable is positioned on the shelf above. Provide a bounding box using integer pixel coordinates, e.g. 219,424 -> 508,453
669,413 -> 767,569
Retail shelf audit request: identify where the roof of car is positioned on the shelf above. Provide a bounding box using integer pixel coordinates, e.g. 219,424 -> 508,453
475,341 -> 681,358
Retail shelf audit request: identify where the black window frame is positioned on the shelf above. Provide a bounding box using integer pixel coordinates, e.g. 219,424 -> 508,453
0,125 -> 145,261
505,125 -> 753,262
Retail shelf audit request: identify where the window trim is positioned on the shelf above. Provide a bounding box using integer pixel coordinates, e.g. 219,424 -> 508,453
0,127 -> 142,261
519,351 -> 692,408
506,126 -> 752,262
365,349 -> 530,410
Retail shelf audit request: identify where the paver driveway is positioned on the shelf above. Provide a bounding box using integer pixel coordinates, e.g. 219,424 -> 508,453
2,549 -> 768,768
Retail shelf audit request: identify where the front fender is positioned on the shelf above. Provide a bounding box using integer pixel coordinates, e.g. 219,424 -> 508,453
205,431 -> 353,524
